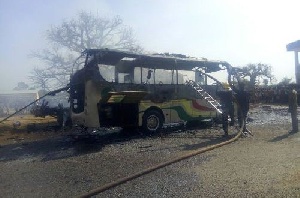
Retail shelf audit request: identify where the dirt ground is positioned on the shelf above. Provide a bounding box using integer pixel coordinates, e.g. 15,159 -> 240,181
0,105 -> 300,197
0,115 -> 70,146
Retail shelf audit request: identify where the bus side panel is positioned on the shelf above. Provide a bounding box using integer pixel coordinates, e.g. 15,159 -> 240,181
191,99 -> 218,118
170,100 -> 192,122
138,99 -> 219,126
170,99 -> 218,122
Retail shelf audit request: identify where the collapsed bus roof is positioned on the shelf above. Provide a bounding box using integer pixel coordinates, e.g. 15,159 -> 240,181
83,48 -> 230,73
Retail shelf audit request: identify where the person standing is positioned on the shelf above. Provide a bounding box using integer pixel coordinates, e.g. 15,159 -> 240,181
288,87 -> 298,133
226,65 -> 252,135
231,82 -> 251,135
217,89 -> 235,137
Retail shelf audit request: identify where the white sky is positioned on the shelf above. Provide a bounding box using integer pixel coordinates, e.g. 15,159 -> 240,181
0,0 -> 300,91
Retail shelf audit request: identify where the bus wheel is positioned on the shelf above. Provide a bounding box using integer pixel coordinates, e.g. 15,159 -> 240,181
142,110 -> 163,134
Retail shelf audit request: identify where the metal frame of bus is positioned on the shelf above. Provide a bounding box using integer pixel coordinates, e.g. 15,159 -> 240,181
69,49 -> 230,133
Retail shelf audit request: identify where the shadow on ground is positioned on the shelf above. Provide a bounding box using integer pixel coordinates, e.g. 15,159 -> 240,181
269,131 -> 299,142
0,131 -> 142,162
0,124 -> 227,162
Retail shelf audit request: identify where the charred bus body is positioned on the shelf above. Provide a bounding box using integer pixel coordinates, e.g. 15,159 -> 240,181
69,49 -> 230,134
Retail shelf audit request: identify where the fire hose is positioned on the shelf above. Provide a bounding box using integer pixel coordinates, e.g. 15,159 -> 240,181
78,127 -> 243,198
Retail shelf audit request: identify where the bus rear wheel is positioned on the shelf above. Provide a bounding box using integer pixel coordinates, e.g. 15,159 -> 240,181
142,110 -> 163,134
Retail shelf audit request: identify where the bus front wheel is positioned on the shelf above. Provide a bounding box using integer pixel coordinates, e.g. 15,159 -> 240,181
142,110 -> 163,134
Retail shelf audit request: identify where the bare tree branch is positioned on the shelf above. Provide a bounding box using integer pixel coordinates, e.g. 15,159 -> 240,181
232,63 -> 275,89
30,11 -> 142,89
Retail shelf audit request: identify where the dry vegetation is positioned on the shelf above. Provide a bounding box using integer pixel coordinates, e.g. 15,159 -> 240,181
0,115 -> 65,146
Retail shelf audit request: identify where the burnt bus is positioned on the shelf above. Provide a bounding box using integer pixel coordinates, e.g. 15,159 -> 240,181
69,49 -> 230,133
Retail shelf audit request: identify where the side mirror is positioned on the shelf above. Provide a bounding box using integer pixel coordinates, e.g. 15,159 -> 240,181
147,70 -> 153,80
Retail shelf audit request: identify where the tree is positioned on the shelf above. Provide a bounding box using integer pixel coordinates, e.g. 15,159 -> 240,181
13,82 -> 29,91
30,11 -> 142,90
278,77 -> 293,85
232,63 -> 274,89
29,67 -> 51,90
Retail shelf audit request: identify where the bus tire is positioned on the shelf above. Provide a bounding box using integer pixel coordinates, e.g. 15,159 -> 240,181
142,110 -> 163,134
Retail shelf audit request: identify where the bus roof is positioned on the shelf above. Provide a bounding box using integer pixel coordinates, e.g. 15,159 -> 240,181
84,48 -> 230,73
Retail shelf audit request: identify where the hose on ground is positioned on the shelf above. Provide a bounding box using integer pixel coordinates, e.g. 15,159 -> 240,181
78,127 -> 243,198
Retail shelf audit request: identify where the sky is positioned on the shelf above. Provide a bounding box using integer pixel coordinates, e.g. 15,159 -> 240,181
0,0 -> 300,91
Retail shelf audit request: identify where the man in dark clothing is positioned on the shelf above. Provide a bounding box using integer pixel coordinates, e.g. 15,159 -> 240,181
232,83 -> 251,135
226,65 -> 252,135
217,90 -> 235,136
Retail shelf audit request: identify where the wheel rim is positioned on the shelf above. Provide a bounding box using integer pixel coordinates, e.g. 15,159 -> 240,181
147,115 -> 159,131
